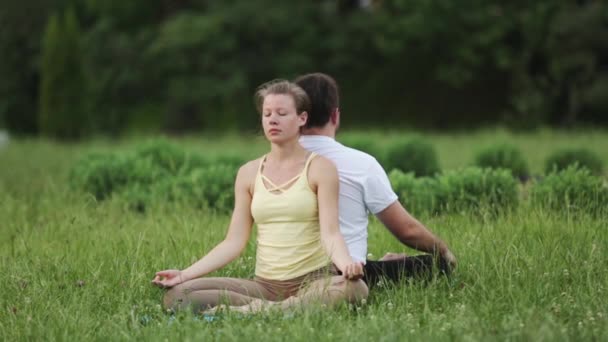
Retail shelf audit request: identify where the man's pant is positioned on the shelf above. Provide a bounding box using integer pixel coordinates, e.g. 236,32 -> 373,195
362,254 -> 451,288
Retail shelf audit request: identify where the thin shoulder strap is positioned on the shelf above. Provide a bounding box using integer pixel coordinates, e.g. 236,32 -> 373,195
302,152 -> 317,174
257,155 -> 267,175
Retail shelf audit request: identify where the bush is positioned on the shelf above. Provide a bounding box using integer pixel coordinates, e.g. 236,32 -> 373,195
338,136 -> 383,159
473,144 -> 530,181
69,153 -> 131,200
545,148 -> 604,175
70,153 -> 169,200
390,167 -> 518,215
384,137 -> 440,177
531,165 -> 608,216
389,170 -> 440,215
132,139 -> 208,174
434,167 -> 519,214
119,163 -> 238,213
70,139 -> 239,212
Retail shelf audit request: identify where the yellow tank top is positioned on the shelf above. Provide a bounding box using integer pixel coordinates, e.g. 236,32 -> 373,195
251,152 -> 329,280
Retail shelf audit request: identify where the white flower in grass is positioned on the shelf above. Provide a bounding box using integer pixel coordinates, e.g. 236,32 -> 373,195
387,302 -> 394,309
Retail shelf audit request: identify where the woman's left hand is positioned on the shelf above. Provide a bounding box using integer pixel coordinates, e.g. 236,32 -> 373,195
151,269 -> 184,288
342,262 -> 364,280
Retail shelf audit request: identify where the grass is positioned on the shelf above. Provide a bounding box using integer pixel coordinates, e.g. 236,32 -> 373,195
1,129 -> 607,341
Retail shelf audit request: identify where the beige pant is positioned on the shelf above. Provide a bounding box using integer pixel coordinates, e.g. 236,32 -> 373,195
163,266 -> 368,313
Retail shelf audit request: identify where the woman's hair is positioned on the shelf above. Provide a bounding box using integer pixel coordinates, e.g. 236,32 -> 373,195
255,79 -> 311,115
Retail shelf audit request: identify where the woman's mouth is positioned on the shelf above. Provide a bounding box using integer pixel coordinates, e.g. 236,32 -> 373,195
268,129 -> 281,134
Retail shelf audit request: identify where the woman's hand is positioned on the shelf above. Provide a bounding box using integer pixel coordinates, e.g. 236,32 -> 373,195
342,262 -> 364,280
151,270 -> 184,288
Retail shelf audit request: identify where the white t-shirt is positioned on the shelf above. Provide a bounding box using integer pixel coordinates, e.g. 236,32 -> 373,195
299,135 -> 398,262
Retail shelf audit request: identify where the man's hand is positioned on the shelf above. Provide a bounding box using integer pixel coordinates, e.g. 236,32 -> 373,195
441,248 -> 457,270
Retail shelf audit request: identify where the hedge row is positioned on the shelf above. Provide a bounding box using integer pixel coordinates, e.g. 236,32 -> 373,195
70,140 -> 241,212
339,136 -> 604,179
389,167 -> 519,216
70,140 -> 606,216
390,166 -> 607,216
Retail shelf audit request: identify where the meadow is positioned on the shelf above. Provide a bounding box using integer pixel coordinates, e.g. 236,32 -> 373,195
1,129 -> 607,341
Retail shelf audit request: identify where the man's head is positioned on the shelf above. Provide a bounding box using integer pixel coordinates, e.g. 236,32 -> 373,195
293,73 -> 340,135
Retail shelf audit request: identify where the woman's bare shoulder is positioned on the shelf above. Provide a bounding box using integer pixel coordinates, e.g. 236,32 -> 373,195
308,155 -> 338,181
310,155 -> 337,172
236,157 -> 263,180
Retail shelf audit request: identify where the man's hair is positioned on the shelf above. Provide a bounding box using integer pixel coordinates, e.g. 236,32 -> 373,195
293,73 -> 339,128
254,79 -> 311,115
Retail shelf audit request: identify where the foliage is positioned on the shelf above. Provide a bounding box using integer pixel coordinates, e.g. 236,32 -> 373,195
70,153 -> 171,200
389,170 -> 439,215
390,167 -> 519,215
531,165 -> 608,216
39,8 -> 87,139
545,148 -> 604,175
3,1 -> 608,135
473,144 -> 530,180
0,1 -> 57,134
69,140 -> 237,212
384,137 -> 440,177
121,164 -> 237,213
434,167 -> 519,214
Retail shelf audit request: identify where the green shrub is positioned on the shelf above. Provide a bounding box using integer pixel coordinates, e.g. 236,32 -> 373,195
473,144 -> 530,181
132,139 -> 208,174
211,154 -> 246,169
531,165 -> 608,216
384,137 -> 440,177
389,170 -> 439,215
545,148 -> 604,175
70,140 -> 240,212
70,153 -> 170,200
119,164 -> 238,213
390,167 -> 518,215
434,167 -> 519,214
338,136 -> 383,159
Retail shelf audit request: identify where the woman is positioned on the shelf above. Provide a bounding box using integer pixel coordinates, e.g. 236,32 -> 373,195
152,80 -> 368,314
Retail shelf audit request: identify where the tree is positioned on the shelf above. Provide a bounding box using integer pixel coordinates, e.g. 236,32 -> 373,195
39,8 -> 87,139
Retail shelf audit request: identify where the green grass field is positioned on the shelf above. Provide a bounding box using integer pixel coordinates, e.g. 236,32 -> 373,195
1,129 -> 607,341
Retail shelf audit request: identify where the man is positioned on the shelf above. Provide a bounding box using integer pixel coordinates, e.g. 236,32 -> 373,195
294,72 -> 456,286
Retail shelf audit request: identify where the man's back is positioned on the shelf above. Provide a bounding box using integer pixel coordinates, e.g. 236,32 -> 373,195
300,135 -> 397,262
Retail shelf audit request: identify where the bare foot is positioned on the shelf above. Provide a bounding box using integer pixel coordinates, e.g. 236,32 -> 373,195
379,252 -> 408,261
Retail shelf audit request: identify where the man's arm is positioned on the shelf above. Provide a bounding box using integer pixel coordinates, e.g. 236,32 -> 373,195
375,201 -> 457,268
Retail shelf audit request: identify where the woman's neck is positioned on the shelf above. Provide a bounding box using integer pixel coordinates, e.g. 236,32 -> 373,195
267,138 -> 307,163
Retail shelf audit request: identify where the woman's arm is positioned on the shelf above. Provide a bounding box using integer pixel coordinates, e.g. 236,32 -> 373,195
310,157 -> 363,280
152,162 -> 256,287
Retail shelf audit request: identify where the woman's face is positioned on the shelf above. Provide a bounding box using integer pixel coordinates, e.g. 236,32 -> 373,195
261,94 -> 307,143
